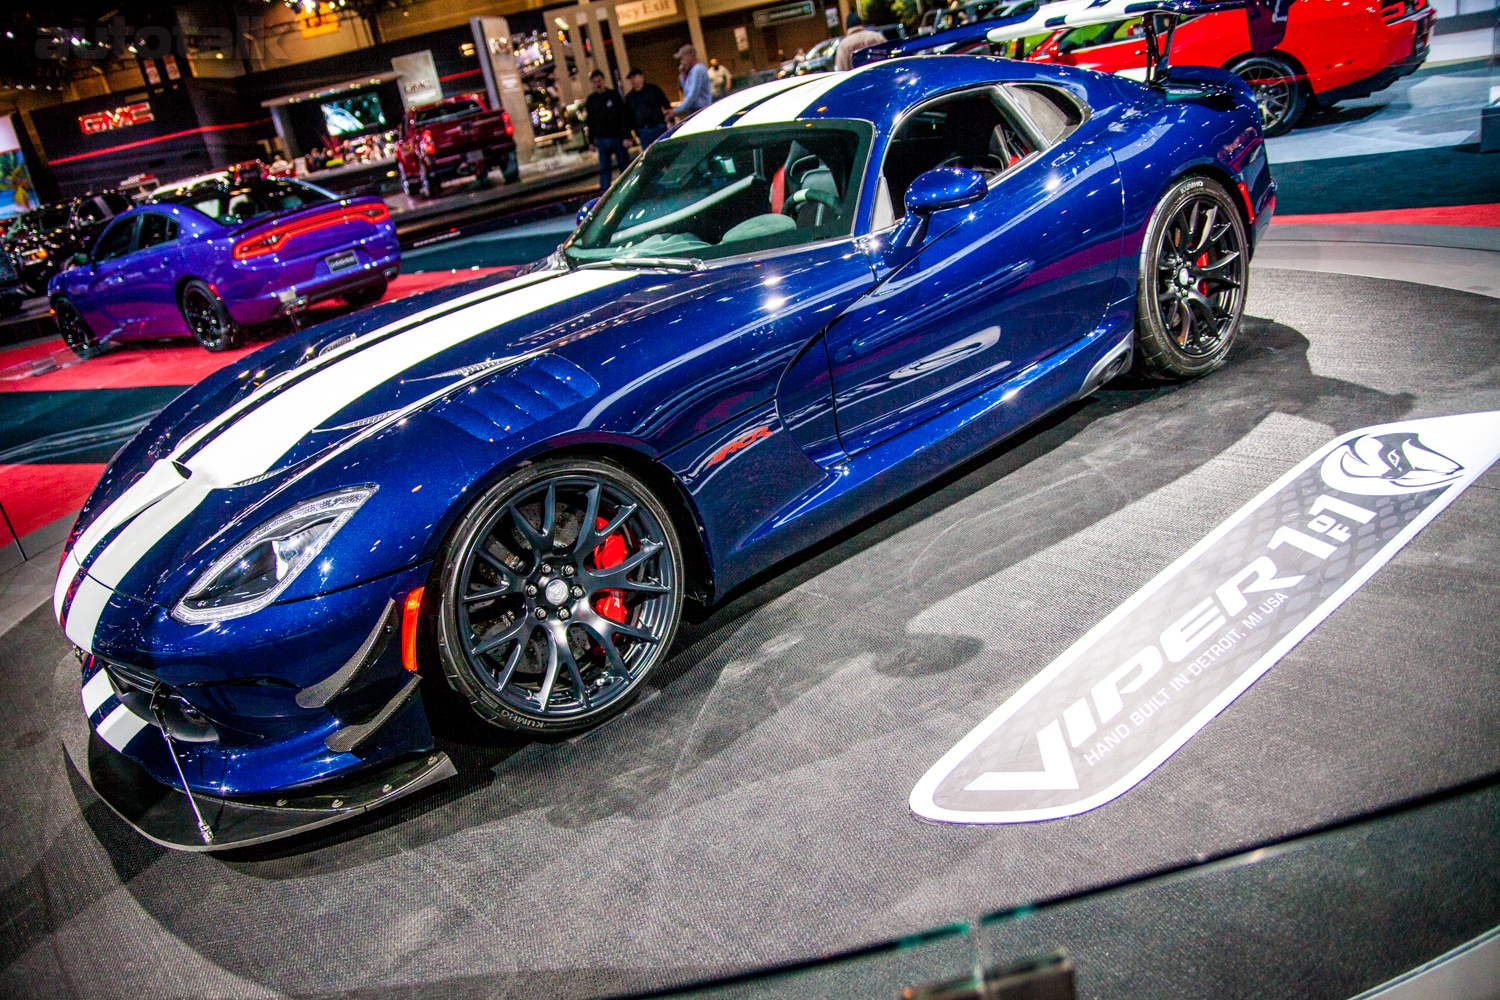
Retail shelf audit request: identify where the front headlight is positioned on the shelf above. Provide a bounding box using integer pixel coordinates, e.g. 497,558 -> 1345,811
172,486 -> 375,624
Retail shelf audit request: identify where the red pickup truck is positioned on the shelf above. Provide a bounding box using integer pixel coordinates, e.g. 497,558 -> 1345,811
395,96 -> 519,199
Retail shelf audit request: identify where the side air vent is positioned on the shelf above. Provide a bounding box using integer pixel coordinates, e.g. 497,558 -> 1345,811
433,354 -> 600,442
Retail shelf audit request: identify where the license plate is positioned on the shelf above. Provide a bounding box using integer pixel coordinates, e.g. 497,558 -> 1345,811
326,250 -> 358,273
465,150 -> 485,165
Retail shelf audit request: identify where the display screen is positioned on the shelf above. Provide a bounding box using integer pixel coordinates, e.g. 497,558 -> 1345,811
320,93 -> 386,137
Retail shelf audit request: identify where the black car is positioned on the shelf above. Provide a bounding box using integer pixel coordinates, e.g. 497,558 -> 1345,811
4,192 -> 132,293
0,245 -> 25,316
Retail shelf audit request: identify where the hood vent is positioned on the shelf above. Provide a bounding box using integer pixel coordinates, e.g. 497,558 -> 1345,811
433,354 -> 600,443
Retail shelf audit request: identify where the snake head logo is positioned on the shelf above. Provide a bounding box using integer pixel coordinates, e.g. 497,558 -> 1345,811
1319,432 -> 1464,496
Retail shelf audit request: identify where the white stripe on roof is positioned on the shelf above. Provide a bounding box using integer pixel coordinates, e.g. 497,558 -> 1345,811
733,63 -> 879,127
672,75 -> 825,136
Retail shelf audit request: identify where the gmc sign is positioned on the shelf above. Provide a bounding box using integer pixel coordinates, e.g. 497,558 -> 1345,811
79,102 -> 153,135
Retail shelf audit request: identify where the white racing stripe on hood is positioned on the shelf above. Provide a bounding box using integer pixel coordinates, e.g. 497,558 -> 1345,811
56,268 -> 628,643
733,64 -> 878,127
673,76 -> 826,136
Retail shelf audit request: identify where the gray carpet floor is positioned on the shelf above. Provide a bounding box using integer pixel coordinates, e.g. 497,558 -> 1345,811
1,269 -> 1497,1000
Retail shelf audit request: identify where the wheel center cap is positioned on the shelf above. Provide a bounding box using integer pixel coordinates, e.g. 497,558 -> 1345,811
543,579 -> 570,606
1177,267 -> 1192,286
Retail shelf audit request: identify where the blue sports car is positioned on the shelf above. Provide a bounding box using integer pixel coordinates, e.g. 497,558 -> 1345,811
54,22 -> 1275,848
48,174 -> 399,356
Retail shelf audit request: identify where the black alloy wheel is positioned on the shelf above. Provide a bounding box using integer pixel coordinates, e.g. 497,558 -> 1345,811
53,296 -> 99,358
180,279 -> 244,352
1230,55 -> 1306,137
1133,175 -> 1248,380
435,458 -> 684,734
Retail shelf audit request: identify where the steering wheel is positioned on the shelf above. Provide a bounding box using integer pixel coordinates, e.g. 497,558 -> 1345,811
780,187 -> 841,217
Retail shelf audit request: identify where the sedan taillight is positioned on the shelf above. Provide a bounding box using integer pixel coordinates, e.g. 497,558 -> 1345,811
420,130 -> 435,156
232,203 -> 391,261
501,110 -> 513,136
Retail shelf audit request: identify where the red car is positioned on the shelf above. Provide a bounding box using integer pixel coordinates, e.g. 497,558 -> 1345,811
394,96 -> 519,199
1026,0 -> 1436,135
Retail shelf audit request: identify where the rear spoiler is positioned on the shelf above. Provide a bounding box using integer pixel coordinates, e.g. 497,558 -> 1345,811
985,0 -> 1249,85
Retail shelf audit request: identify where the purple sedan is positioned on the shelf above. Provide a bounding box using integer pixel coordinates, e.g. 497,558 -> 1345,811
48,175 -> 400,354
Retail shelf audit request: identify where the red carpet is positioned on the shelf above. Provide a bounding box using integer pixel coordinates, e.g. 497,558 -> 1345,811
0,463 -> 103,539
0,267 -> 508,549
1272,203 -> 1500,227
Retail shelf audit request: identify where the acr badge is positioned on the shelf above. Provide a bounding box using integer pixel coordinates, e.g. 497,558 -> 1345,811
911,412 -> 1500,824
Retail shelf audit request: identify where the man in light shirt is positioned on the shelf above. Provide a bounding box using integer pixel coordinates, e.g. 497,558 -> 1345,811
835,12 -> 886,71
670,44 -> 714,122
707,57 -> 732,98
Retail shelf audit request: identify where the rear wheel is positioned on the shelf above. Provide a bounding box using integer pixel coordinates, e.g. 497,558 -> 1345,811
501,152 -> 521,185
434,458 -> 684,735
1133,176 -> 1248,381
419,161 -> 440,199
342,280 -> 386,308
180,279 -> 243,352
53,297 -> 98,358
1230,54 -> 1306,137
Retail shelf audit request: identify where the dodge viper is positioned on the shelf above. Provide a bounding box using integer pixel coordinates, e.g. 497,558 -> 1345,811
55,14 -> 1275,848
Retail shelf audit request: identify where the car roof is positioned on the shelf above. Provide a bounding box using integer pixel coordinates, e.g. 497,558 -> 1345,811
671,56 -> 1086,137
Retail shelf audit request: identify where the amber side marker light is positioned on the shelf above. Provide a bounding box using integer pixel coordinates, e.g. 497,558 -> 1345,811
401,586 -> 424,671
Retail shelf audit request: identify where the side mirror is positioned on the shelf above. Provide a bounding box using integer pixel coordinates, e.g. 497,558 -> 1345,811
903,166 -> 987,217
576,197 -> 600,227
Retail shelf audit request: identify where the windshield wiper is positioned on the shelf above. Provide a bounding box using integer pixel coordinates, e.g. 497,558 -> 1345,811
576,256 -> 704,271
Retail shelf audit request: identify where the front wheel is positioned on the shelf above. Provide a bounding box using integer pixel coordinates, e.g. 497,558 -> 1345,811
434,458 -> 684,735
53,296 -> 99,358
180,279 -> 243,352
1230,55 -> 1306,137
1133,175 -> 1248,381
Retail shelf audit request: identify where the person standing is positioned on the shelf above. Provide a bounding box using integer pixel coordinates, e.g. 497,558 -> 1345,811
625,67 -> 672,148
584,69 -> 633,191
706,57 -> 731,99
835,12 -> 886,71
670,44 -> 713,122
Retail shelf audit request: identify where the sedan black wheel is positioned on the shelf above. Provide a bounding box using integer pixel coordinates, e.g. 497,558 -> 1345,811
53,296 -> 99,358
435,458 -> 684,734
1134,176 -> 1248,381
180,279 -> 244,352
1230,55 -> 1306,137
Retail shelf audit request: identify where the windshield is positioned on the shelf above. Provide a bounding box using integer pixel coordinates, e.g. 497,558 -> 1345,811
150,178 -> 334,227
8,206 -> 69,238
566,121 -> 870,266
414,99 -> 485,125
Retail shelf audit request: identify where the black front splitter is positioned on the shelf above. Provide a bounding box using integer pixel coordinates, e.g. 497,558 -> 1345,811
79,732 -> 456,852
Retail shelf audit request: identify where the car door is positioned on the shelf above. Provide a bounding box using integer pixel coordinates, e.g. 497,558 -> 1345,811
78,215 -> 141,337
124,211 -> 184,337
824,85 -> 1122,457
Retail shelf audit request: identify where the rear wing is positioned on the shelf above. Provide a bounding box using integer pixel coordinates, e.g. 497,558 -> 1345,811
985,0 -> 1248,85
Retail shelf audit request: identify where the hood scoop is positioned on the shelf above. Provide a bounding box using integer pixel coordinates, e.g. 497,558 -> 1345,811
432,354 -> 600,443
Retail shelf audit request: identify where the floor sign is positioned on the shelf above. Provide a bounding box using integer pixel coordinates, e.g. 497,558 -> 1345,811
911,412 -> 1500,824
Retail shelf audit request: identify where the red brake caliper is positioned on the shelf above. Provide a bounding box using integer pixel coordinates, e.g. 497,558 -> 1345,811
1197,252 -> 1209,294
591,517 -> 628,624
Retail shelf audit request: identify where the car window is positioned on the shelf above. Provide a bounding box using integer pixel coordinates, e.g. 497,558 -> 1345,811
876,90 -> 1038,227
1057,19 -> 1141,51
93,217 -> 137,260
152,178 -> 333,227
74,199 -> 107,224
138,213 -> 179,250
414,99 -> 484,125
102,193 -> 132,215
1005,84 -> 1086,146
567,121 -> 871,265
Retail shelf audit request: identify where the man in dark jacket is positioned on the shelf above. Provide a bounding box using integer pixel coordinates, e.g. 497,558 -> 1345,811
584,70 -> 633,191
624,67 -> 671,148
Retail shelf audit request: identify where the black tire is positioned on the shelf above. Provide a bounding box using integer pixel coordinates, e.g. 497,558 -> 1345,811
179,279 -> 243,352
434,457 -> 685,735
53,296 -> 99,358
419,161 -> 440,200
1230,54 -> 1307,137
342,280 -> 387,308
501,152 -> 521,185
473,163 -> 491,188
398,162 -> 416,198
1133,175 -> 1248,382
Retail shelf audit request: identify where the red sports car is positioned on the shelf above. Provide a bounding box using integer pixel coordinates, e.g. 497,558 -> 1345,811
1026,0 -> 1436,134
